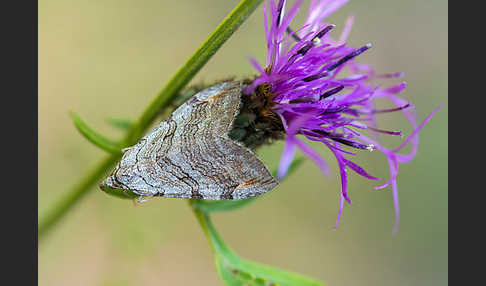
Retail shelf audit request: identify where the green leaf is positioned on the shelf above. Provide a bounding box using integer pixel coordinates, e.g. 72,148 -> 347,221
194,210 -> 324,286
193,157 -> 305,214
99,185 -> 139,200
71,112 -> 122,154
106,118 -> 133,131
215,256 -> 323,286
192,197 -> 256,214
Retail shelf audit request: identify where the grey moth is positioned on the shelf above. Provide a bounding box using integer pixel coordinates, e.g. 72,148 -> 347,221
100,81 -> 279,200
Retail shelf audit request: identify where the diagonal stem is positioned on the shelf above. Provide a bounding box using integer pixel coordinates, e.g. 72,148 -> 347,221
126,0 -> 263,143
38,0 -> 263,242
38,155 -> 120,239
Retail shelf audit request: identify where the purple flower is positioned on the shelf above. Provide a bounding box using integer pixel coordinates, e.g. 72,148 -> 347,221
244,0 -> 441,233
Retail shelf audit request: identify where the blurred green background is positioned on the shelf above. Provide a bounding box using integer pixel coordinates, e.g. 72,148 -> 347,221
39,0 -> 447,285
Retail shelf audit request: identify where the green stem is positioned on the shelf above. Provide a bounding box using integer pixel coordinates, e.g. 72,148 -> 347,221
38,0 -> 263,241
38,155 -> 120,240
189,200 -> 234,258
190,201 -> 215,253
126,0 -> 263,143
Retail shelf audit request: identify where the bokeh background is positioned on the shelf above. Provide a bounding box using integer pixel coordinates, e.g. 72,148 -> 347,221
39,0 -> 448,285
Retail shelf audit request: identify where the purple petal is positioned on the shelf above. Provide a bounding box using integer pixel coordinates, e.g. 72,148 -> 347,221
333,192 -> 345,230
392,103 -> 443,153
324,141 -> 351,203
278,137 -> 297,179
338,14 -> 354,43
388,158 -> 400,235
343,158 -> 380,180
384,81 -> 407,94
293,136 -> 331,177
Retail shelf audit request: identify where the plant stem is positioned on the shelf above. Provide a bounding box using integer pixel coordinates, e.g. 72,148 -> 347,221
190,200 -> 234,258
38,155 -> 120,240
38,0 -> 263,241
126,0 -> 263,143
189,201 -> 215,254
190,202 -> 233,258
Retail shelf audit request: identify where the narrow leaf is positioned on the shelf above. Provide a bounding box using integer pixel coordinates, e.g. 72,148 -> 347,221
100,185 -> 139,200
192,197 -> 256,213
106,118 -> 133,131
71,112 -> 122,154
195,211 -> 324,286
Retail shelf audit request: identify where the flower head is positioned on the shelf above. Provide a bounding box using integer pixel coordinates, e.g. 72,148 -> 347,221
241,0 -> 441,233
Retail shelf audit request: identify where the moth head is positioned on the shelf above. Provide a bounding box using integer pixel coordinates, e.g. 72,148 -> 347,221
99,174 -> 139,200
99,147 -> 158,200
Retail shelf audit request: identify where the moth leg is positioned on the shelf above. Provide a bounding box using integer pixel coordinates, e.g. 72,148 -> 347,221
136,195 -> 154,204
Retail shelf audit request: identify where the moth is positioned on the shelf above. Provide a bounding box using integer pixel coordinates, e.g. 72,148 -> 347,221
100,81 -> 280,200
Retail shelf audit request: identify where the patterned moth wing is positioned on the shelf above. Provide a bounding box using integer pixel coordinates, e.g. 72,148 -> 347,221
100,81 -> 278,200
